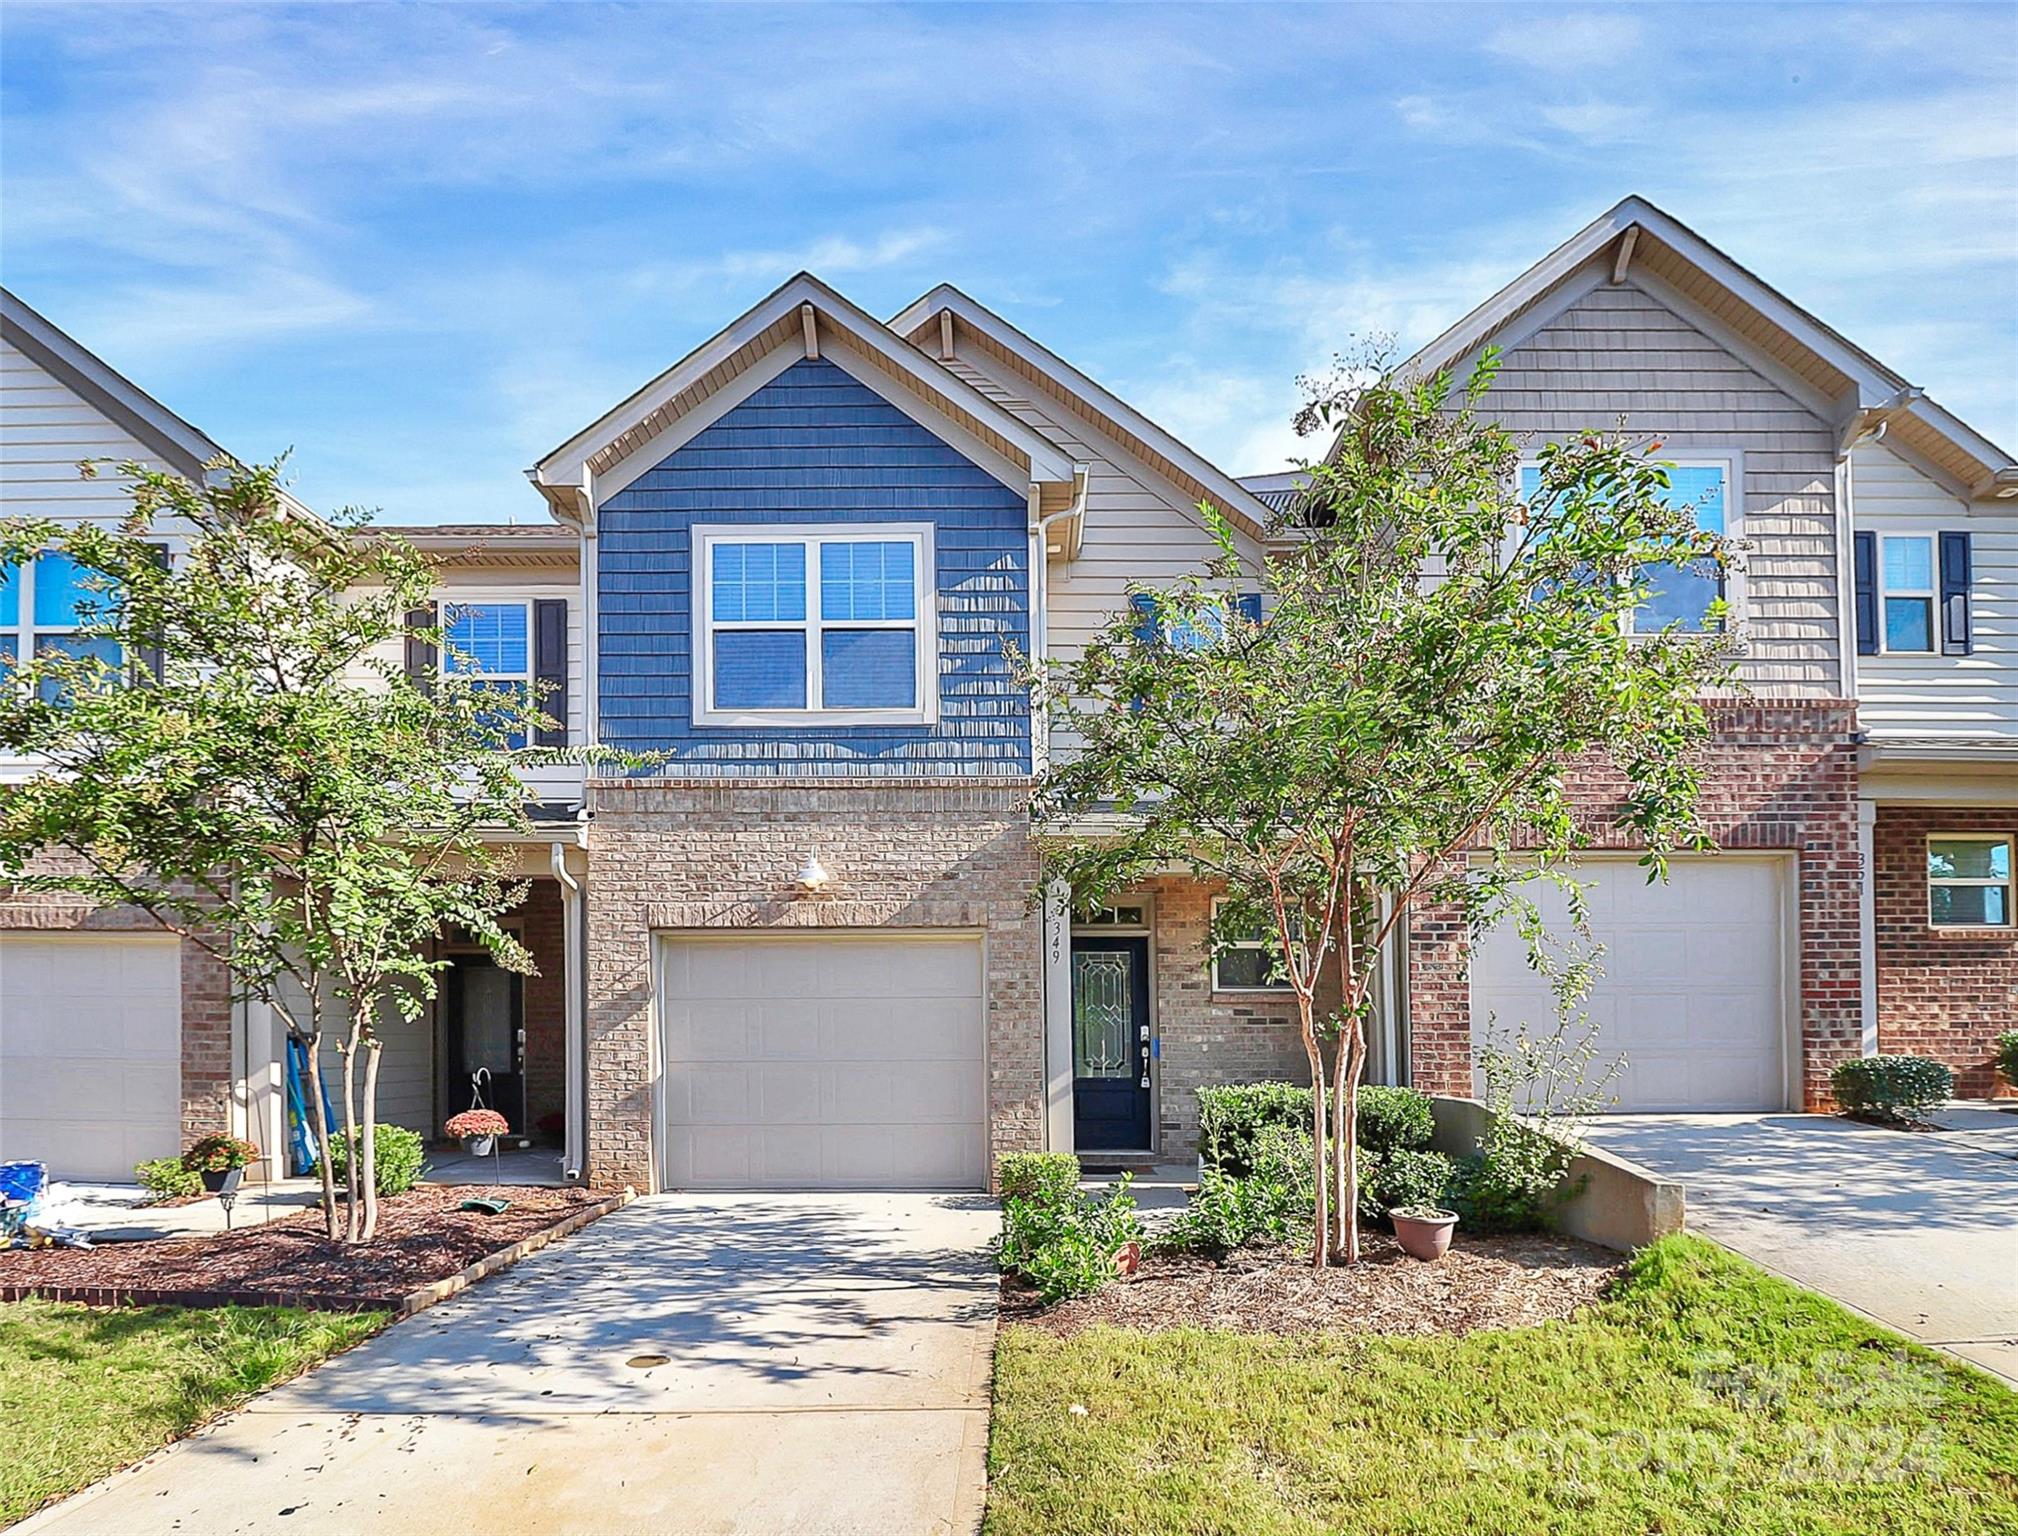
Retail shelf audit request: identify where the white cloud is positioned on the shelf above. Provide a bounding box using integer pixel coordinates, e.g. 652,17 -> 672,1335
1486,14 -> 1645,72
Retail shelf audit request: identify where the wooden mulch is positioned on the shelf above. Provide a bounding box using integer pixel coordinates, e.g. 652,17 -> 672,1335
1003,1231 -> 1622,1338
0,1184 -> 604,1311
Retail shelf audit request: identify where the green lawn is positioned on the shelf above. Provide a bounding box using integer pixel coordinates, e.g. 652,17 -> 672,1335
0,1299 -> 385,1525
986,1236 -> 2018,1535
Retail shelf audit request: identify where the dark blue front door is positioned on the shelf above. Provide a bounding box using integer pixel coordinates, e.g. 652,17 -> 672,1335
1071,936 -> 1151,1152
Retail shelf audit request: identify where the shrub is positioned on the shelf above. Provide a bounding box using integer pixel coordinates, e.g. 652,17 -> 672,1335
1995,1032 -> 2018,1090
1160,1122 -> 1314,1256
135,1157 -> 200,1200
1356,1147 -> 1458,1222
1356,1085 -> 1436,1155
1832,1055 -> 1953,1124
1197,1083 -> 1313,1176
1447,1121 -> 1579,1235
997,1171 -> 1143,1305
997,1152 -> 1080,1202
179,1135 -> 260,1174
324,1123 -> 427,1197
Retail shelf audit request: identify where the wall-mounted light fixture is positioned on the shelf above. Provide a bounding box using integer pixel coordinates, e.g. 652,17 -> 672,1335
795,853 -> 832,893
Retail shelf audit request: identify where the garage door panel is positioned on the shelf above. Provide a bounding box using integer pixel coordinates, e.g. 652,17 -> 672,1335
1,936 -> 183,1181
1470,859 -> 1787,1114
660,933 -> 986,1191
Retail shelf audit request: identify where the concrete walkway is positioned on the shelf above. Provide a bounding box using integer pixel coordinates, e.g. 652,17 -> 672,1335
23,1193 -> 1000,1536
1584,1111 -> 2018,1385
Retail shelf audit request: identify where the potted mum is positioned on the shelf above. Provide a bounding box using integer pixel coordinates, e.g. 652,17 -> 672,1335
181,1134 -> 260,1196
1388,1204 -> 1459,1262
446,1108 -> 511,1158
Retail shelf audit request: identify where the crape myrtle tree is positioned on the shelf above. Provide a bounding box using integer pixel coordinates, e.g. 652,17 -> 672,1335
0,459 -> 583,1243
1026,351 -> 1738,1266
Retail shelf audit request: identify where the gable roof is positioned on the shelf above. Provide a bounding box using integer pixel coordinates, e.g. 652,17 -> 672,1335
888,284 -> 1276,543
528,272 -> 1078,525
1381,196 -> 2017,501
1,286 -> 228,482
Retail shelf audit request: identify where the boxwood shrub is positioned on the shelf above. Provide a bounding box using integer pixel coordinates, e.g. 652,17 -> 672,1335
134,1156 -> 200,1201
997,1151 -> 1080,1201
1197,1081 -> 1438,1175
1831,1055 -> 1953,1124
325,1122 -> 427,1196
1996,1031 -> 2018,1090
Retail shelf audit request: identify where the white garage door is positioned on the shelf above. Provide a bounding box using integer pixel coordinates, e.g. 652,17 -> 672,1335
658,932 -> 986,1190
1468,857 -> 1789,1113
0,935 -> 183,1181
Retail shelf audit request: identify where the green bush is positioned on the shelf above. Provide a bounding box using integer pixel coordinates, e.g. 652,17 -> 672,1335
1356,1086 -> 1436,1155
997,1152 -> 1081,1202
134,1157 -> 200,1201
1356,1147 -> 1458,1222
1197,1083 -> 1312,1176
1831,1055 -> 1953,1124
997,1173 -> 1144,1305
1447,1120 -> 1583,1234
1995,1032 -> 2018,1089
1160,1123 -> 1315,1256
324,1123 -> 427,1197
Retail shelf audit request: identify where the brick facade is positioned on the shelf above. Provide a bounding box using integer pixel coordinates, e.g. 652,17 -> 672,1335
581,778 -> 1041,1190
1873,805 -> 2018,1098
1407,700 -> 1864,1111
0,854 -> 233,1149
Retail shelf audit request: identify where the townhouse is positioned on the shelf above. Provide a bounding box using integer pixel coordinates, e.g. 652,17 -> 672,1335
1,195 -> 2011,1192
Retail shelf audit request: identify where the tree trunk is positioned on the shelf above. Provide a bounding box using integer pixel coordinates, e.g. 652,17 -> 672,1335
302,1029 -> 340,1241
359,1026 -> 383,1242
337,1032 -> 361,1245
1297,991 -> 1329,1270
1333,1016 -> 1366,1264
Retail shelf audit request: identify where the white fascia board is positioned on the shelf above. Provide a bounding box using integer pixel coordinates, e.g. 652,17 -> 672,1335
532,273 -> 1074,500
888,285 -> 1276,539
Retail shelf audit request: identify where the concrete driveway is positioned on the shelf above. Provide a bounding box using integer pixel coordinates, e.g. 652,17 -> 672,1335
1584,1111 -> 2018,1385
25,1193 -> 999,1536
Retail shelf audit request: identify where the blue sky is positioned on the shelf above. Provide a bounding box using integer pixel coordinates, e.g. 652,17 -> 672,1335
3,3 -> 2013,524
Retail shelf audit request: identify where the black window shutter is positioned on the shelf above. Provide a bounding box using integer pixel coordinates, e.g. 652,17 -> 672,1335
1940,531 -> 1973,656
135,543 -> 171,683
533,598 -> 569,746
404,604 -> 437,695
1852,531 -> 1877,656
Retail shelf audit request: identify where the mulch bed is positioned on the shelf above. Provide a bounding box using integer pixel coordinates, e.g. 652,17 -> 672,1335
0,1184 -> 612,1313
1002,1231 -> 1622,1338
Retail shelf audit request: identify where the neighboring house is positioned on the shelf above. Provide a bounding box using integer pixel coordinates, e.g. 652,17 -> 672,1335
1,196 -> 2011,1194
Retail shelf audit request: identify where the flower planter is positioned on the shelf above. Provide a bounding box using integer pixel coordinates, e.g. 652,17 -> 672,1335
1390,1207 -> 1458,1262
463,1135 -> 496,1158
200,1166 -> 245,1197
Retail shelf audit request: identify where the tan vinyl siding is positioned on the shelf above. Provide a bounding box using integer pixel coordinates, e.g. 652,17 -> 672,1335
0,336 -> 168,520
1492,282 -> 1842,697
1853,441 -> 2018,739
943,350 -> 1266,666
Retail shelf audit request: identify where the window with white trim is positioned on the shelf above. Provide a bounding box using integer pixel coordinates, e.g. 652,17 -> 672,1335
1876,535 -> 1937,654
1927,835 -> 2013,928
0,551 -> 123,703
443,600 -> 532,749
694,525 -> 934,724
1210,898 -> 1294,991
1517,459 -> 1731,633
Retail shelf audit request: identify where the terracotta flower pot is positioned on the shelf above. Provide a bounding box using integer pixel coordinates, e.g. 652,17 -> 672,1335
1111,1239 -> 1141,1278
1390,1207 -> 1458,1262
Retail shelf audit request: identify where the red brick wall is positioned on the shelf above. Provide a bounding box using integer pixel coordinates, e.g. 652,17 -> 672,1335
1,854 -> 233,1149
1874,805 -> 2018,1098
518,880 -> 569,1139
1407,700 -> 1863,1110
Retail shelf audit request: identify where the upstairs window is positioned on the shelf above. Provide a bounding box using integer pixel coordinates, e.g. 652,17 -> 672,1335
1928,835 -> 2012,928
1,552 -> 123,703
695,525 -> 934,725
1518,459 -> 1730,634
1878,535 -> 1936,654
444,601 -> 532,749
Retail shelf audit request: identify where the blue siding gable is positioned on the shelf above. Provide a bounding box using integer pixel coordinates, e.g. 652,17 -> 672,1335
596,357 -> 1032,776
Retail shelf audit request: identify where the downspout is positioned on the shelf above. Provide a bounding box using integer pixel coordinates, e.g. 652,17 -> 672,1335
550,840 -> 587,1183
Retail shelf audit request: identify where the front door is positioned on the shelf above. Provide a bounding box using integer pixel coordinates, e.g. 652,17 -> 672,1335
1071,936 -> 1151,1152
445,955 -> 526,1134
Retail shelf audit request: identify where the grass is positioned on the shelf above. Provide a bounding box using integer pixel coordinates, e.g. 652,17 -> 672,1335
985,1235 -> 2018,1535
0,1299 -> 385,1525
